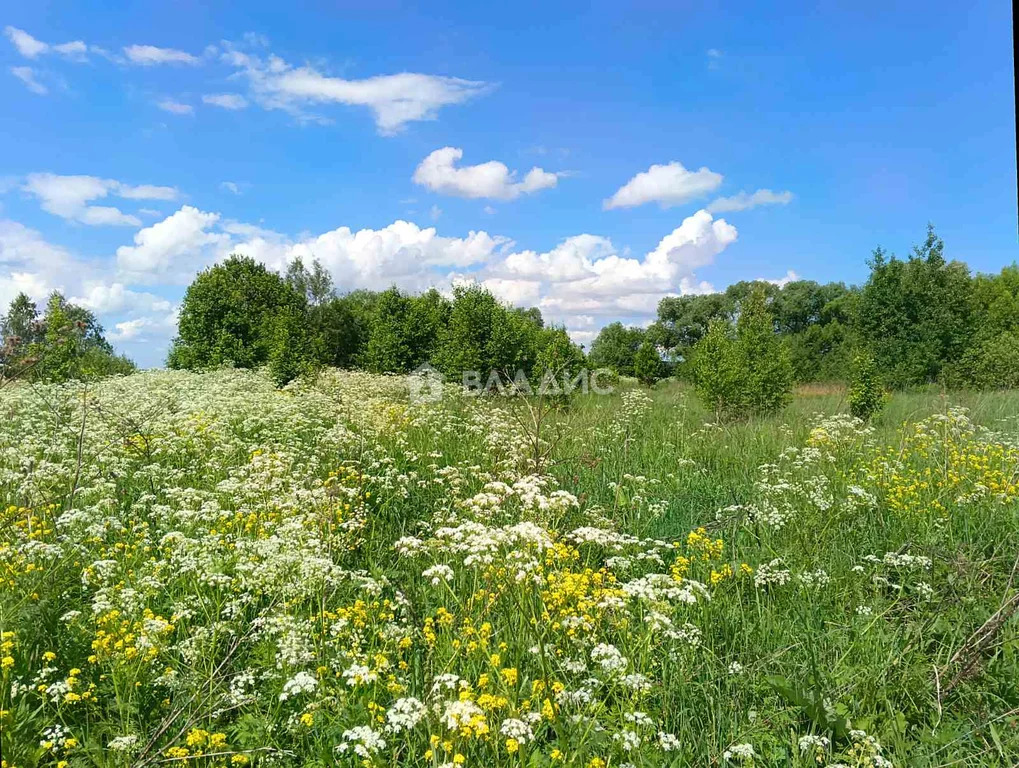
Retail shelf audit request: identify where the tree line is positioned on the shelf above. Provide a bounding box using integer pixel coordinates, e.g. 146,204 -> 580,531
167,255 -> 584,387
591,225 -> 1019,391
0,292 -> 135,383
3,225 -> 1016,397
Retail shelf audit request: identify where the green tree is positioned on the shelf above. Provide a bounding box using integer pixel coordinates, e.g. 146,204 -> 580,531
533,326 -> 585,402
951,331 -> 1019,389
692,287 -> 792,418
267,306 -> 313,387
633,340 -> 664,387
1,293 -> 42,377
691,319 -> 742,416
360,287 -> 414,373
855,226 -> 972,387
285,257 -> 334,306
735,288 -> 794,413
847,351 -> 886,421
433,285 -> 499,380
588,322 -> 646,376
168,255 -> 306,370
433,285 -> 545,387
13,293 -> 135,382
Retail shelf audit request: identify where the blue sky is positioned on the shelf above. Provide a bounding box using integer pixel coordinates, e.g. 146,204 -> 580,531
1,1 -> 1015,367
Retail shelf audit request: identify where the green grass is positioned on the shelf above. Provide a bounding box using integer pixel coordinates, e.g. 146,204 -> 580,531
1,369 -> 1017,767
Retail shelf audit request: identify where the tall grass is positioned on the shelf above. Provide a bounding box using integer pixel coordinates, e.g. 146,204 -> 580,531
0,370 -> 1016,767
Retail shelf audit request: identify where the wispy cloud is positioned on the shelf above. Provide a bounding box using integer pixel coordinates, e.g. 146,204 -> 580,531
10,66 -> 47,94
707,189 -> 793,213
202,93 -> 248,110
156,98 -> 194,115
223,45 -> 491,134
123,44 -> 200,66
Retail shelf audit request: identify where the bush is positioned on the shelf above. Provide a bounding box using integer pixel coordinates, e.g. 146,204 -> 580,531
533,326 -> 585,404
847,351 -> 886,421
950,332 -> 1019,389
267,307 -> 313,388
692,287 -> 792,419
633,340 -> 664,387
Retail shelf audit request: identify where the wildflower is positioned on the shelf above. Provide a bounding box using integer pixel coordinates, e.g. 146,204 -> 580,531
386,697 -> 426,732
723,743 -> 756,764
280,670 -> 317,701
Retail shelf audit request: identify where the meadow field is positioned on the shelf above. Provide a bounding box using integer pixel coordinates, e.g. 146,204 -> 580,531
1,369 -> 1018,767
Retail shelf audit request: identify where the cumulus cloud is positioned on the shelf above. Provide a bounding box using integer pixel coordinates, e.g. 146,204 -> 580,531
107,311 -> 178,344
116,205 -> 229,283
4,26 -> 88,61
69,282 -> 173,315
413,147 -> 560,200
224,48 -> 490,134
23,173 -> 178,227
229,220 -> 507,292
202,93 -> 248,109
134,205 -> 736,346
759,269 -> 799,287
707,189 -> 793,213
123,44 -> 200,66
490,210 -> 736,319
604,161 -> 723,210
10,66 -> 47,94
0,219 -> 78,307
0,218 -> 179,358
156,98 -> 194,115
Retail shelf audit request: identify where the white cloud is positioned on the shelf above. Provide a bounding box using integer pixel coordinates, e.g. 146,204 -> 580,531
10,66 -> 47,94
706,188 -> 794,213
231,220 -> 506,291
108,317 -> 149,342
220,181 -> 241,194
413,147 -> 560,200
156,98 -> 194,115
202,93 -> 248,109
479,277 -> 542,307
69,282 -> 172,314
107,309 -> 178,345
0,270 -> 53,309
225,48 -> 490,134
4,26 -> 88,60
759,269 -> 799,287
117,183 -> 178,201
429,204 -> 442,221
0,219 -> 78,307
604,161 -> 723,210
123,44 -> 200,66
116,205 -> 229,283
22,173 -> 178,227
0,219 -> 74,271
4,26 -> 48,58
52,40 -> 88,60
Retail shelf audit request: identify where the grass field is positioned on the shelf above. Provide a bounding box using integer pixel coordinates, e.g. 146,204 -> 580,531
1,369 -> 1018,767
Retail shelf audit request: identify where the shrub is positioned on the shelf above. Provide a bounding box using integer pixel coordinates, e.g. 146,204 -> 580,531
952,332 -> 1019,389
692,287 -> 793,419
267,307 -> 313,388
847,351 -> 886,421
633,340 -> 664,387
